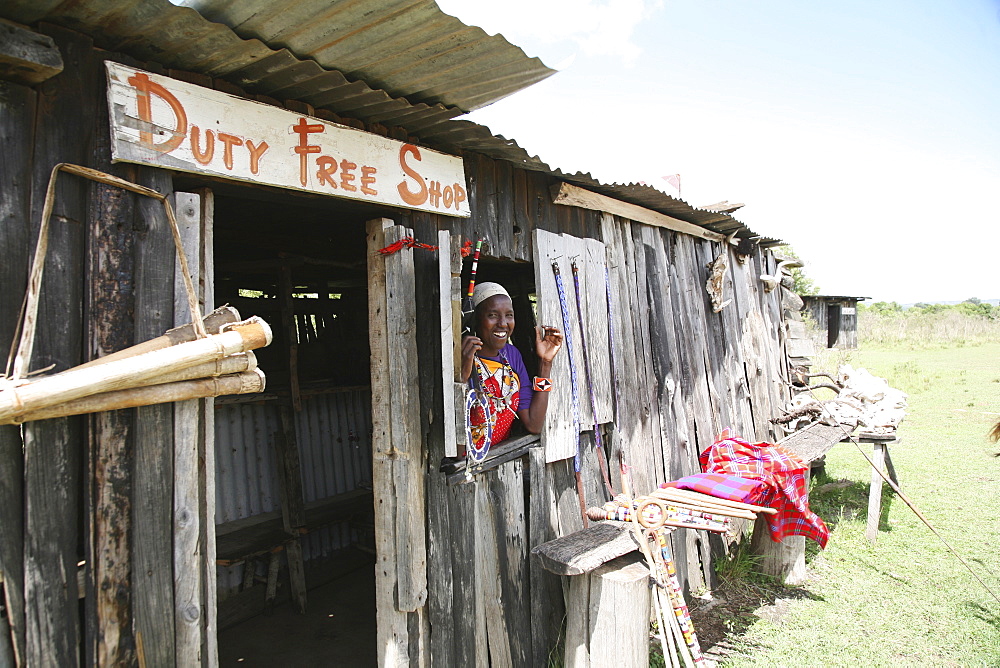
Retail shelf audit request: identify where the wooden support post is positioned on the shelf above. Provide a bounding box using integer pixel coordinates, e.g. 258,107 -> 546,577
866,443 -> 887,543
264,552 -> 280,611
275,405 -> 308,614
750,520 -> 807,585
172,192 -> 204,663
22,26 -> 95,665
383,226 -> 428,614
439,230 -> 460,457
87,159 -> 137,665
564,553 -> 651,668
368,218 -> 406,665
367,218 -> 427,667
278,266 -> 302,412
126,167 -> 178,667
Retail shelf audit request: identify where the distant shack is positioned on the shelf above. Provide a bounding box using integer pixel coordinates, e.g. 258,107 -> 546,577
802,295 -> 869,349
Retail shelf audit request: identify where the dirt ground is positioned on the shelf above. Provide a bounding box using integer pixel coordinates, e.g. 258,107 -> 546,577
218,566 -> 377,667
681,573 -> 820,664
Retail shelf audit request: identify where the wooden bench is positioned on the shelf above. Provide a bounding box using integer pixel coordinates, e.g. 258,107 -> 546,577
216,489 -> 373,609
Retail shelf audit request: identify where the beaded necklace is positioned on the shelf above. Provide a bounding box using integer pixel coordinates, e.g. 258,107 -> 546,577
466,350 -> 517,470
473,350 -> 518,408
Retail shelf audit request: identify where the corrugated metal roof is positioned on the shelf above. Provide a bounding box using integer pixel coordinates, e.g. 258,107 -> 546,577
1,0 -> 775,244
180,0 -> 556,112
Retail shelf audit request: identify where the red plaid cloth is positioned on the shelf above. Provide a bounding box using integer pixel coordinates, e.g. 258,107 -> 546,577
699,436 -> 829,548
660,473 -> 767,505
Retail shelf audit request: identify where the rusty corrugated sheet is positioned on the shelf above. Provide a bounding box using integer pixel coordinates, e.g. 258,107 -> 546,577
0,0 -> 775,243
180,0 -> 556,112
2,0 -> 552,113
213,391 -> 372,599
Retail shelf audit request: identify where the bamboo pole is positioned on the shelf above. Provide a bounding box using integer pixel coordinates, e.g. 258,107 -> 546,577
124,352 -> 255,388
74,306 -> 241,371
13,370 -> 265,422
0,318 -> 271,425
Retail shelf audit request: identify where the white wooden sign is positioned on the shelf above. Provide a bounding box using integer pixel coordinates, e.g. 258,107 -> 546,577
105,62 -> 470,217
842,307 -> 856,315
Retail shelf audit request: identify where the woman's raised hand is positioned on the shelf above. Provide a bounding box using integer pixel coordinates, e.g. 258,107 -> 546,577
460,334 -> 482,381
534,325 -> 563,363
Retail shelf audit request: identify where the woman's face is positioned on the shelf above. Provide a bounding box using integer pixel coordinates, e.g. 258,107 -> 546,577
476,295 -> 515,352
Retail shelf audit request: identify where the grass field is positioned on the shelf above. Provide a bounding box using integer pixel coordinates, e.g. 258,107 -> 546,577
712,341 -> 1000,666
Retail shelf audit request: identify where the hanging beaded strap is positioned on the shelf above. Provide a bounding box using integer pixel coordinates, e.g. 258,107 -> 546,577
551,260 -> 582,472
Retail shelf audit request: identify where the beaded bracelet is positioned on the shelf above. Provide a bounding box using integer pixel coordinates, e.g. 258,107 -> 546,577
532,377 -> 553,392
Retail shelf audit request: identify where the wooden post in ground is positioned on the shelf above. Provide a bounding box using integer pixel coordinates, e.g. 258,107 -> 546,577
748,422 -> 847,584
564,553 -> 651,668
367,218 -> 427,666
275,405 -> 308,614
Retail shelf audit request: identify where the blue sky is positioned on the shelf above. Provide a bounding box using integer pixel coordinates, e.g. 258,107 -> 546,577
437,0 -> 1000,304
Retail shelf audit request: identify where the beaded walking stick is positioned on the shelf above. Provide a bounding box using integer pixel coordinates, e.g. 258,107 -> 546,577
652,527 -> 706,666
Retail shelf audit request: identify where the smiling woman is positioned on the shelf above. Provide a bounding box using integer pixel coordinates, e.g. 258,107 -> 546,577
459,282 -> 563,453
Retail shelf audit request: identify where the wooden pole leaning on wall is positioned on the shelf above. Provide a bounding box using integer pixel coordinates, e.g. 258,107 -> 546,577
0,318 -> 271,425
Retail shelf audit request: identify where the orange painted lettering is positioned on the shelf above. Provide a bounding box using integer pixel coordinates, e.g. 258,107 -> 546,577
293,118 -> 324,186
189,126 -> 214,165
245,139 -> 269,175
340,159 -> 357,192
127,72 -> 187,154
396,144 -> 427,206
217,133 -> 244,170
442,185 -> 454,209
361,166 -> 378,196
316,156 -> 338,188
428,180 -> 442,208
453,183 -> 467,210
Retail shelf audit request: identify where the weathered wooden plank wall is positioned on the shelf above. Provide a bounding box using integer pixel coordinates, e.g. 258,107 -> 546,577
0,27 -> 224,666
21,24 -> 92,666
422,155 -> 791,662
0,73 -> 36,668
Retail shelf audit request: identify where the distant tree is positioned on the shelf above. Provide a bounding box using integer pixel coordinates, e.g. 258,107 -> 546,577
958,300 -> 997,319
965,297 -> 982,305
865,301 -> 904,315
774,245 -> 820,296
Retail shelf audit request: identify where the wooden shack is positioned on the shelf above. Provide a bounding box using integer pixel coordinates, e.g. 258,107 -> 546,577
0,2 -> 799,665
802,295 -> 868,349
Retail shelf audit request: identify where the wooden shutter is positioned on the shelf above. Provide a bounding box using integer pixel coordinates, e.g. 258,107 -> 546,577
532,229 -> 611,463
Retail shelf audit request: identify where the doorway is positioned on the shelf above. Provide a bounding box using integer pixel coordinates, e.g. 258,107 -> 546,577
202,183 -> 389,664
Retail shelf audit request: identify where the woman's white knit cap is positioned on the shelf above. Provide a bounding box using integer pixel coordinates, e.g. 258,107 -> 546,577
472,282 -> 510,307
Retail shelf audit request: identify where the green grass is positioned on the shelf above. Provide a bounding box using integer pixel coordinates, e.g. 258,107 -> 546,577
718,342 -> 1000,667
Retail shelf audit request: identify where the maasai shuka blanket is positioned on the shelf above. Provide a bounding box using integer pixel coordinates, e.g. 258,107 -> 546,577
660,473 -> 767,505
699,436 -> 829,548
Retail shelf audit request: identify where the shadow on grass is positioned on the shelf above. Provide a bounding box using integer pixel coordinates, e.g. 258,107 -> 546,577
804,467 -> 901,556
689,545 -> 826,663
964,601 -> 1000,630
